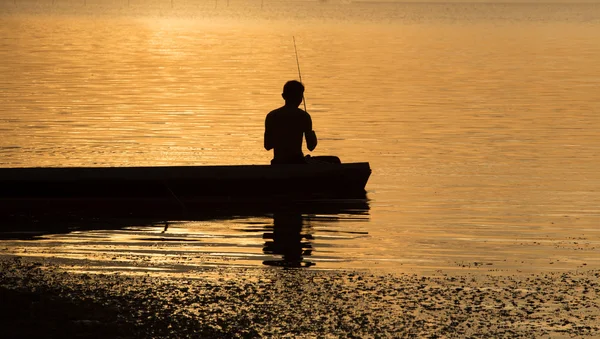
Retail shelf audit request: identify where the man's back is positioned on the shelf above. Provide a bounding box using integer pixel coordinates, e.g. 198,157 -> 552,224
264,106 -> 313,164
264,80 -> 317,164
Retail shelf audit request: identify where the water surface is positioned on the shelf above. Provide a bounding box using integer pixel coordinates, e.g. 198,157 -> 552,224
1,1 -> 600,275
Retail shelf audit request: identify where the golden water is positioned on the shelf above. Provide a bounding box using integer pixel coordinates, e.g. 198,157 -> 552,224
1,1 -> 600,274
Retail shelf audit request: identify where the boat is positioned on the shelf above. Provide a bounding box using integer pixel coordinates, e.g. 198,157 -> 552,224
0,162 -> 371,217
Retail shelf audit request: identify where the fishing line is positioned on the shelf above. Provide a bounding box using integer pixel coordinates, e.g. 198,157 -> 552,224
292,36 -> 308,113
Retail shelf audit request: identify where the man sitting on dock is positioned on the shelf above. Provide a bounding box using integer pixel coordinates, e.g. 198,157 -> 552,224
264,80 -> 318,164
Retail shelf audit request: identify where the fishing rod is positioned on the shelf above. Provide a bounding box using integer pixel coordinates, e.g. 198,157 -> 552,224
292,36 -> 308,113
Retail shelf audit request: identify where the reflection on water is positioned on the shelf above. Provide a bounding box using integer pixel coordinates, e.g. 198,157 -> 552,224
263,211 -> 314,268
0,202 -> 370,273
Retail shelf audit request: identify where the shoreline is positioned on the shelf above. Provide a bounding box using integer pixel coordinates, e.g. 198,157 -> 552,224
1,256 -> 599,338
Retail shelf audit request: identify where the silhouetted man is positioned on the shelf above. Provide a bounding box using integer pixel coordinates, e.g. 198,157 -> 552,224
264,80 -> 317,164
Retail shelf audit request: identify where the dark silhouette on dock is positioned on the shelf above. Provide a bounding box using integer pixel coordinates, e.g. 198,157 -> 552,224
264,80 -> 318,164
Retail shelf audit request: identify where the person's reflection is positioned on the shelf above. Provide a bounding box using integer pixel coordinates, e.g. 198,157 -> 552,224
263,211 -> 314,267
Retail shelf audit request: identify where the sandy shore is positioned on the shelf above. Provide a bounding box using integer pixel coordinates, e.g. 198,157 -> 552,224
1,256 -> 599,338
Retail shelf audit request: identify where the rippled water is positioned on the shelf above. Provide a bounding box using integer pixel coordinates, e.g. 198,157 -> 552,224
1,1 -> 600,274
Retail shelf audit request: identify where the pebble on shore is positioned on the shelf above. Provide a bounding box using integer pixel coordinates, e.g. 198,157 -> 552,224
1,256 -> 599,338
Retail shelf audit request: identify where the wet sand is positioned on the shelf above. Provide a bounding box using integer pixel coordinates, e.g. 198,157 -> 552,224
1,256 -> 599,338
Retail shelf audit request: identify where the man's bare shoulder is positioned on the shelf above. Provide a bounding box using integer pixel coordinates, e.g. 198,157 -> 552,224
267,106 -> 285,118
267,106 -> 308,117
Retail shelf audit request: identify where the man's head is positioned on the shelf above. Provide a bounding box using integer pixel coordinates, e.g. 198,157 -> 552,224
282,80 -> 304,107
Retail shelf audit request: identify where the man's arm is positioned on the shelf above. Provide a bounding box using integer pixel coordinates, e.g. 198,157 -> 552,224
306,130 -> 317,151
264,115 -> 273,150
305,114 -> 317,151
